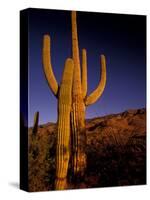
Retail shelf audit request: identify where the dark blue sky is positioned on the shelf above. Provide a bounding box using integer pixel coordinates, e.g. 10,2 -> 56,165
28,8 -> 146,126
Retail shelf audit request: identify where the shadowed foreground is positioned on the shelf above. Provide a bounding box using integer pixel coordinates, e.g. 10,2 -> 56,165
28,108 -> 146,192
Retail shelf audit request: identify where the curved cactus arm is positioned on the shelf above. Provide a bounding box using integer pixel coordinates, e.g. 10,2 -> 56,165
81,49 -> 87,99
85,55 -> 106,106
42,34 -> 59,97
32,111 -> 39,135
55,58 -> 74,190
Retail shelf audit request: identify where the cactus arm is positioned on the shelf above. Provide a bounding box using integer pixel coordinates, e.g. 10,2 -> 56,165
81,49 -> 87,98
32,111 -> 39,135
42,34 -> 59,97
85,55 -> 106,106
55,58 -> 74,190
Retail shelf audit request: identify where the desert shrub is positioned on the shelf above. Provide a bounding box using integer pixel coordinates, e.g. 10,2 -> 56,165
28,129 -> 56,191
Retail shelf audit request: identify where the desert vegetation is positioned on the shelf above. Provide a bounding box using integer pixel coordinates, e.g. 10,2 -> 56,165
28,108 -> 146,191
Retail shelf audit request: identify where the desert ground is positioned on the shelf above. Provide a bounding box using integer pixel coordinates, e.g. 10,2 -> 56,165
28,108 -> 146,191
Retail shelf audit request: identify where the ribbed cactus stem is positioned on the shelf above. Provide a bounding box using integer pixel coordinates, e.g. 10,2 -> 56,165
71,11 -> 107,178
55,58 -> 74,190
43,35 -> 59,97
32,111 -> 39,135
71,11 -> 87,178
85,55 -> 107,106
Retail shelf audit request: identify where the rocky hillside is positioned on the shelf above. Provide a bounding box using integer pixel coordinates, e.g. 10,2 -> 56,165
28,108 -> 146,191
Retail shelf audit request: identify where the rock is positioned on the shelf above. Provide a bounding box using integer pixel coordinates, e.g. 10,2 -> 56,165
137,108 -> 146,114
121,109 -> 138,117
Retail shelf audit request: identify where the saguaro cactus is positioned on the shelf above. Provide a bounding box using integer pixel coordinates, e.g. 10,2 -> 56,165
43,35 -> 74,190
71,11 -> 106,178
71,11 -> 87,178
55,58 -> 74,190
42,10 -> 106,187
32,111 -> 39,135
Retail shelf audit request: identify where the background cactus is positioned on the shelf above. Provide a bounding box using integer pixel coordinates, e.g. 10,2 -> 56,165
71,11 -> 106,178
71,11 -> 87,178
32,111 -> 39,135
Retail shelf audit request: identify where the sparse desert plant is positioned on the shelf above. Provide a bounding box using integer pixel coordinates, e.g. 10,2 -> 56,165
29,121 -> 51,192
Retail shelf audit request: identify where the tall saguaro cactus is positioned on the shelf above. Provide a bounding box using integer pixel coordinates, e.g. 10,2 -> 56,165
55,58 -> 74,190
71,11 -> 87,178
43,35 -> 74,190
42,10 -> 106,188
71,11 -> 106,178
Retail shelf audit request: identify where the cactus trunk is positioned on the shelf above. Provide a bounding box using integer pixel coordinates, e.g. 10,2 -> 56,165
71,11 -> 87,178
55,58 -> 74,190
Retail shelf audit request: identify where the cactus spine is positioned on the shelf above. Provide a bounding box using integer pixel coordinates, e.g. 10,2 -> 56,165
71,11 -> 106,178
32,111 -> 39,135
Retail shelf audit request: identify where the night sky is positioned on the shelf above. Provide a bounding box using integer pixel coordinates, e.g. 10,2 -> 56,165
28,8 -> 146,127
